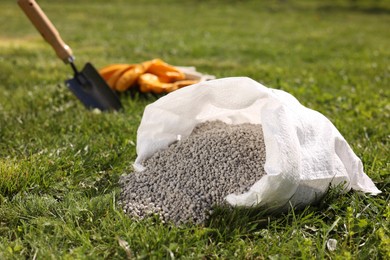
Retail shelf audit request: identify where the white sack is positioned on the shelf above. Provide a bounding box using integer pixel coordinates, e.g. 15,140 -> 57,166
134,77 -> 380,210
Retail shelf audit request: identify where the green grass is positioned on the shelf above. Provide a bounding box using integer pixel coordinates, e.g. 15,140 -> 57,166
0,0 -> 389,258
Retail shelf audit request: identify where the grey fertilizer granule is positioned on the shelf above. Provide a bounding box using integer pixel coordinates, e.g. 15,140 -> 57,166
119,120 -> 266,225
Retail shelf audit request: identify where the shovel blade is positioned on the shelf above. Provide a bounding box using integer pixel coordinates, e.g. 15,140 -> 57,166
66,62 -> 122,111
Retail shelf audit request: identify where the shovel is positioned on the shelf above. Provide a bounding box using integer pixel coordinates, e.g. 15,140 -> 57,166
18,0 -> 123,111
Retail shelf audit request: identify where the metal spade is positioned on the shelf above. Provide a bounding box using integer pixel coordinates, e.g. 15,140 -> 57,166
18,0 -> 122,111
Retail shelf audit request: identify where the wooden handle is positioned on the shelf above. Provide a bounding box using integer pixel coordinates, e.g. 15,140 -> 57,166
18,0 -> 74,63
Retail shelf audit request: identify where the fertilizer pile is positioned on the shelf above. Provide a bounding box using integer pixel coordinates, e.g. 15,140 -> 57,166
119,120 -> 267,225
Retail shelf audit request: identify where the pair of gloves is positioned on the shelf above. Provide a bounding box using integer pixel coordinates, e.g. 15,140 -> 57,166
99,59 -> 203,94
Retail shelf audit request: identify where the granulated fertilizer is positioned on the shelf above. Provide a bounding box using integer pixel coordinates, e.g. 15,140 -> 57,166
119,120 -> 267,225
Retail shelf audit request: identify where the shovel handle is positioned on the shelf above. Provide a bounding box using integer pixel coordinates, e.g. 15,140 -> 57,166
18,0 -> 74,63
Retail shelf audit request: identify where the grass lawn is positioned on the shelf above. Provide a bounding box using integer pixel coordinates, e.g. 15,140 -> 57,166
0,0 -> 389,258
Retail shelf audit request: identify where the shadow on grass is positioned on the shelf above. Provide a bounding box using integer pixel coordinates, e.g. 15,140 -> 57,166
204,204 -> 271,241
116,87 -> 161,102
317,4 -> 390,15
203,184 -> 348,242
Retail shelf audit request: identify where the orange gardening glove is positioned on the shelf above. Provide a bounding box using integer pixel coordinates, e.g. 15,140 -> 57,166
99,59 -> 199,93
